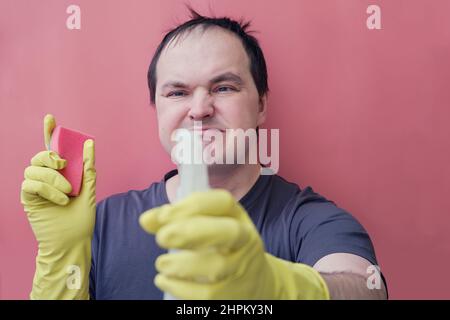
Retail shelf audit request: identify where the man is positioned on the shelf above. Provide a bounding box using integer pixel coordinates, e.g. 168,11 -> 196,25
21,8 -> 387,300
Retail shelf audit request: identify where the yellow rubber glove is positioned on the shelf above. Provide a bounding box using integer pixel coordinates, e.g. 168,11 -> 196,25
139,189 -> 330,300
20,114 -> 96,300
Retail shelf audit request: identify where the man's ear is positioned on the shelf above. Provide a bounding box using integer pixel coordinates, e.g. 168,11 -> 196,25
257,94 -> 268,126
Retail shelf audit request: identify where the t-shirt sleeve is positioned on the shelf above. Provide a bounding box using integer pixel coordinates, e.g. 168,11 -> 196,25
288,190 -> 378,268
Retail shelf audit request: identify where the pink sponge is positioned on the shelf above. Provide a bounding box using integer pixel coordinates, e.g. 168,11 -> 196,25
50,125 -> 94,196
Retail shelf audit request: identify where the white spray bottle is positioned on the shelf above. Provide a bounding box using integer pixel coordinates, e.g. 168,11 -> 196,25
164,128 -> 210,300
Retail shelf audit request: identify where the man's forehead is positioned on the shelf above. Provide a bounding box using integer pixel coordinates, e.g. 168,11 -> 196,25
157,27 -> 249,82
164,26 -> 240,53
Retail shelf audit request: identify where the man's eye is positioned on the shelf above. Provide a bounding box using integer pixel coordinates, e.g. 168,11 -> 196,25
167,91 -> 186,97
215,86 -> 235,93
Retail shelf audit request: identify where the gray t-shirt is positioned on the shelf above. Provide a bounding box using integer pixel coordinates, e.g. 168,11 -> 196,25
89,169 -> 383,299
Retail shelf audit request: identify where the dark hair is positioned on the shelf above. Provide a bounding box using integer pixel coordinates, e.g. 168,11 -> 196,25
147,5 -> 269,105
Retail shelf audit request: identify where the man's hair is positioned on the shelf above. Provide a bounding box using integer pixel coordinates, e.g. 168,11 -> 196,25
147,5 -> 269,105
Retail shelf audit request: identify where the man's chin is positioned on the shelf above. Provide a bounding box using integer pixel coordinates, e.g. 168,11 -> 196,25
205,162 -> 242,174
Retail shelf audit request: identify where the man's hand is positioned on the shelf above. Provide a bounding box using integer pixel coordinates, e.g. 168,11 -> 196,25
20,114 -> 96,300
139,189 -> 330,300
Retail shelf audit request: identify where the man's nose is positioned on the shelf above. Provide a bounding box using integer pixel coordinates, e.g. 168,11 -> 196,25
188,90 -> 214,121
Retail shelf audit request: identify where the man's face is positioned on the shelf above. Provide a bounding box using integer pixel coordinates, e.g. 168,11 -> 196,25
154,26 -> 267,163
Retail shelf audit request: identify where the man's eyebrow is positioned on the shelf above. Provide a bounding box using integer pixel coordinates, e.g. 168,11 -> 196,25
209,72 -> 244,86
161,72 -> 244,90
161,81 -> 187,90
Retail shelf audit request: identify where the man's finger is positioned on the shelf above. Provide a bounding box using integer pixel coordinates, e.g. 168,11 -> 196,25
31,150 -> 67,170
44,114 -> 56,150
82,139 -> 95,178
154,273 -> 238,300
155,250 -> 237,283
21,179 -> 70,206
156,216 -> 249,251
139,190 -> 241,233
24,166 -> 72,194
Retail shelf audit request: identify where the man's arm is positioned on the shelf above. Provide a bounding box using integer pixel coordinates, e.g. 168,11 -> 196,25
314,253 -> 387,300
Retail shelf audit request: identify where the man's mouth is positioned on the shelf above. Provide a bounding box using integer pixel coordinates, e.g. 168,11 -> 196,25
186,127 -> 225,145
188,127 -> 225,133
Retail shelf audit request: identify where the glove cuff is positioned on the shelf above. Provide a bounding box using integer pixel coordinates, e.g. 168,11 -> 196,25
265,253 -> 330,300
30,239 -> 91,300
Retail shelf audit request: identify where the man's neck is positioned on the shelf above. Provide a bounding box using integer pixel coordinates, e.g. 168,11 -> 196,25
165,164 -> 261,203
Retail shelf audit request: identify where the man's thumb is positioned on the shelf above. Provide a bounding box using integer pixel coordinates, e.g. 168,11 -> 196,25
83,139 -> 96,181
44,114 -> 56,150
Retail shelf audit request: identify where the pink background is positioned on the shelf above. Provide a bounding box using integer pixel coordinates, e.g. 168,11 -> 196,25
1,0 -> 449,299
